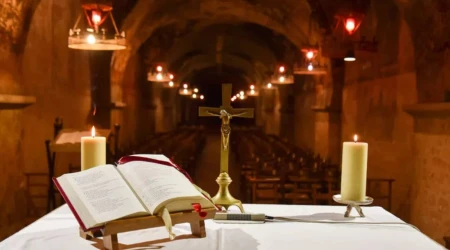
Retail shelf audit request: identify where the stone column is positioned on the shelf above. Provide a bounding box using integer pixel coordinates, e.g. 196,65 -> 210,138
89,51 -> 112,129
261,87 -> 279,135
160,87 -> 177,131
255,94 -> 264,128
312,60 -> 344,164
278,85 -> 295,142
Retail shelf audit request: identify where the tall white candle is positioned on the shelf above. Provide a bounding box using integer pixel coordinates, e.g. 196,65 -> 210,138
81,126 -> 106,171
340,134 -> 368,201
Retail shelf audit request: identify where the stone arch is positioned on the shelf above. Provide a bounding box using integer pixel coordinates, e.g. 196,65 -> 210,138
175,53 -> 262,83
165,25 -> 278,70
110,0 -> 317,101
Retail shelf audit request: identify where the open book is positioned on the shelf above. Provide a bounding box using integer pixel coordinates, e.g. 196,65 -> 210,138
54,154 -> 216,232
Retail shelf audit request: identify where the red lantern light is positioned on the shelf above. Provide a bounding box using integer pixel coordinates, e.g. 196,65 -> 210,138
345,17 -> 356,34
335,12 -> 364,36
91,10 -> 102,25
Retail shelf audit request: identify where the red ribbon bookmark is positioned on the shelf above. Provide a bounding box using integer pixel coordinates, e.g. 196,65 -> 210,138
192,203 -> 207,218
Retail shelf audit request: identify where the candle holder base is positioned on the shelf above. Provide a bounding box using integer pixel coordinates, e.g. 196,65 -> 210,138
333,194 -> 373,218
211,172 -> 245,213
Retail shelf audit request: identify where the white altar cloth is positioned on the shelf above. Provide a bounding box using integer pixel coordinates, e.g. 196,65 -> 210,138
0,204 -> 444,250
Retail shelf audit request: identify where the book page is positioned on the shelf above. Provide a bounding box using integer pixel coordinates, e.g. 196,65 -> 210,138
63,165 -> 147,227
118,161 -> 203,214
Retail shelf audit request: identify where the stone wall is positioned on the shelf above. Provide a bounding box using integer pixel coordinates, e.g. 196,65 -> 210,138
294,77 -> 316,150
342,72 -> 416,220
410,116 -> 450,244
111,51 -> 158,152
0,0 -> 91,239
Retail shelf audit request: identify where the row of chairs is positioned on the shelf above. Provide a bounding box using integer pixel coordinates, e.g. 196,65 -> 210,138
231,127 -> 394,211
128,125 -> 207,179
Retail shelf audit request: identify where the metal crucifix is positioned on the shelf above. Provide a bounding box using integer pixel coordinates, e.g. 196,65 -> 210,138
198,83 -> 254,212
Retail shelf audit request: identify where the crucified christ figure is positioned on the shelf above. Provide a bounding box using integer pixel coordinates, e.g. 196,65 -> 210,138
206,109 -> 249,150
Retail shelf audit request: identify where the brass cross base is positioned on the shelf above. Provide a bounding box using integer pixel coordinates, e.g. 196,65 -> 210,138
211,172 -> 245,213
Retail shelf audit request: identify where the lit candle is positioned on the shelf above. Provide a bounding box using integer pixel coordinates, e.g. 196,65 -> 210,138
81,126 -> 106,171
340,134 -> 368,201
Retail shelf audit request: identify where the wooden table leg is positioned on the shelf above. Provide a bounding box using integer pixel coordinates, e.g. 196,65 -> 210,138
190,220 -> 206,238
103,234 -> 119,250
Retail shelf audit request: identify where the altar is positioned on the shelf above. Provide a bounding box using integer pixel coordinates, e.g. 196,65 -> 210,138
0,204 -> 443,250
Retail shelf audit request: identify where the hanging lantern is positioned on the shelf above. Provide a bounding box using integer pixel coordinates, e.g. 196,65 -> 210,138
147,64 -> 174,82
178,83 -> 193,95
162,80 -> 180,88
247,89 -> 259,97
271,65 -> 294,85
301,48 -> 318,61
263,82 -> 275,89
294,62 -> 327,75
296,46 -> 327,75
178,88 -> 193,96
69,1 -> 126,50
335,13 -> 364,36
344,49 -> 356,62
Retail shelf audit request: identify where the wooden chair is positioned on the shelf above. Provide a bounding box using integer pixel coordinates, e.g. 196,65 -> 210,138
367,178 -> 395,211
247,176 -> 282,204
24,173 -> 48,218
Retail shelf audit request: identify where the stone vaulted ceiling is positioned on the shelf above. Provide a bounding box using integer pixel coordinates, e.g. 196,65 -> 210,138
110,0 -> 317,88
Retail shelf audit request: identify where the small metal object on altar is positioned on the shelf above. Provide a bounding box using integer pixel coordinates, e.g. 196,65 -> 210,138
333,194 -> 373,218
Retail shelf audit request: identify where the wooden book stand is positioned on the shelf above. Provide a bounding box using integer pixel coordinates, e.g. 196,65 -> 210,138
80,208 -> 216,250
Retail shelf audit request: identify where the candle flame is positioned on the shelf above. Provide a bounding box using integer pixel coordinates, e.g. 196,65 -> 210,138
91,126 -> 96,137
353,134 -> 358,142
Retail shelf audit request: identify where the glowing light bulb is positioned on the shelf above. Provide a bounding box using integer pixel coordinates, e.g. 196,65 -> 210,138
231,98 -> 235,102
169,81 -> 174,87
183,89 -> 188,94
250,85 -> 255,90
87,34 -> 96,44
183,84 -> 188,89
267,83 -> 272,88
200,95 -> 204,100
279,76 -> 285,82
240,91 -> 244,96
156,66 -> 163,72
240,95 -> 244,100
345,18 -> 356,33
307,63 -> 313,71
194,88 -> 199,93
279,66 -> 285,73
306,51 -> 314,59
192,94 -> 197,99
250,89 -> 255,95
156,73 -> 163,80
237,93 -> 240,97
92,11 -> 101,24
169,74 -> 174,80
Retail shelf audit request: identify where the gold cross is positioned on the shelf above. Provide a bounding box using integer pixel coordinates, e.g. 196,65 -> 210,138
198,83 -> 254,173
